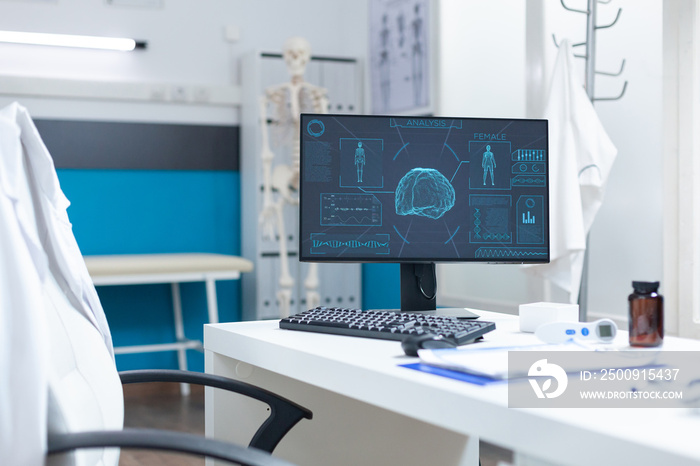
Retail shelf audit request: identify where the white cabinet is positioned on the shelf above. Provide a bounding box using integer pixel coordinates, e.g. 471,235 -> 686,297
240,51 -> 363,320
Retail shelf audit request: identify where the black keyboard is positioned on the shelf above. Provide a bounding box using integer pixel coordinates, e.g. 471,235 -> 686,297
279,307 -> 496,346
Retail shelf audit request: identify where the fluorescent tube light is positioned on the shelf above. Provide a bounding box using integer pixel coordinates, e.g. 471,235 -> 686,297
0,30 -> 146,51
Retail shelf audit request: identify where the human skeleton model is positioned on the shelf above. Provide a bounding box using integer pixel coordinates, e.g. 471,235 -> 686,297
258,36 -> 329,318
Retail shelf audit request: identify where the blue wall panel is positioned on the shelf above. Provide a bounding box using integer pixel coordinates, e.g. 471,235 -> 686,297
362,263 -> 400,310
57,169 -> 241,372
56,169 -> 397,372
59,169 -> 240,255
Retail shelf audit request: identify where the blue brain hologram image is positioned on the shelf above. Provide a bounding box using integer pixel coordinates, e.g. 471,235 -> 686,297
395,168 -> 455,220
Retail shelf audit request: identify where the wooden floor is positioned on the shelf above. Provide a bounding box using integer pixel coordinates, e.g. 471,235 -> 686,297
119,381 -> 513,466
120,382 -> 205,466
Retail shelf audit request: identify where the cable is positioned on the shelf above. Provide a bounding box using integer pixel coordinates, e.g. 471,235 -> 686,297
416,264 -> 437,301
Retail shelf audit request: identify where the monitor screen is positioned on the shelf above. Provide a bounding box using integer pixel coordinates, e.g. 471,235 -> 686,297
299,114 -> 549,263
299,113 -> 549,312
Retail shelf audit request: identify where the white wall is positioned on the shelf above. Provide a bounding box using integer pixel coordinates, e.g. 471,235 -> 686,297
438,0 -> 526,119
0,0 -> 367,123
437,0 -> 664,321
1,0 -> 665,322
575,0 -> 664,322
536,0 -> 664,321
437,0 -> 546,313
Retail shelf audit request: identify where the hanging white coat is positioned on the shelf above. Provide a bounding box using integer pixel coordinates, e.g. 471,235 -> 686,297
526,40 -> 618,303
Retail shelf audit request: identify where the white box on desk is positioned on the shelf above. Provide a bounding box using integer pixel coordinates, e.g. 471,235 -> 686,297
519,302 -> 579,333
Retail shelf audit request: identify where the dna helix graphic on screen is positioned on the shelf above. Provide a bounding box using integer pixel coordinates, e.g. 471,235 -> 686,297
310,233 -> 390,255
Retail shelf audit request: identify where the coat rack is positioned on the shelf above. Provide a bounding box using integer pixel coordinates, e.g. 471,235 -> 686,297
552,0 -> 628,320
553,0 -> 628,103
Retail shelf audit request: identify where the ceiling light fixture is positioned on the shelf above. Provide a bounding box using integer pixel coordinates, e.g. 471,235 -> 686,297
0,30 -> 147,51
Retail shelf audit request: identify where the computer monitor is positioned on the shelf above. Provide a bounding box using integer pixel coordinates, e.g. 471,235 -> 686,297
299,113 -> 549,313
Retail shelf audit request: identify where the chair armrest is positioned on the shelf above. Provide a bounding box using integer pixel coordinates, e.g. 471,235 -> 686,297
119,369 -> 312,453
47,428 -> 296,466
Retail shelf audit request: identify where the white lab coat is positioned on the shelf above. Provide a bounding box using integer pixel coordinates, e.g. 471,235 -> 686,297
526,40 -> 618,303
0,109 -> 49,466
0,102 -> 114,464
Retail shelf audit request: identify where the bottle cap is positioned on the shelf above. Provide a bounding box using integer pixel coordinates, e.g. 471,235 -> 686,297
632,281 -> 660,294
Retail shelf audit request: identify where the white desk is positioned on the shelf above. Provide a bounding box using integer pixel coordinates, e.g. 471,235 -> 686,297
204,310 -> 700,466
85,253 -> 253,394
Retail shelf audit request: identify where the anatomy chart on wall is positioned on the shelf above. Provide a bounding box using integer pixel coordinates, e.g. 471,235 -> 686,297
369,0 -> 431,115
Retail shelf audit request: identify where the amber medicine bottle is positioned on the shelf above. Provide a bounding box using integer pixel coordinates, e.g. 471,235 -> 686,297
628,281 -> 663,347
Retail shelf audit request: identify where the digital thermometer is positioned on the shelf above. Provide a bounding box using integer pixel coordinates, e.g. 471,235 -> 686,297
535,319 -> 618,344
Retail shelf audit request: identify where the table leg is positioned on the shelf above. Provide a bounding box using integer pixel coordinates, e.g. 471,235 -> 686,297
205,277 -> 219,324
171,282 -> 190,396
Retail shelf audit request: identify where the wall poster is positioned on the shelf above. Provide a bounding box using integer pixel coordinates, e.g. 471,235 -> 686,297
369,0 -> 432,115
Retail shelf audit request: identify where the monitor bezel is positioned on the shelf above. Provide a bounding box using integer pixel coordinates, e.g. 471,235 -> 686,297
298,112 -> 550,265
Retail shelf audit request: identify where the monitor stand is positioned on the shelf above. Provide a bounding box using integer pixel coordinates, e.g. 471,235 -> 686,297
396,263 -> 480,320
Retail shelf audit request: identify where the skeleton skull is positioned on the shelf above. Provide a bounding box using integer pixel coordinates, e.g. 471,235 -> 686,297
283,36 -> 311,79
